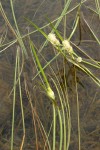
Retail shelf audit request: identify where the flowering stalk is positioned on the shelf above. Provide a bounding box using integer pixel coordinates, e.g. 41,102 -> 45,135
48,33 -> 83,63
30,40 -> 56,102
48,33 -> 74,54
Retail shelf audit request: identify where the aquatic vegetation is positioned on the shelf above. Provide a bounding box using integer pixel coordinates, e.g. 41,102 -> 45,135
48,33 -> 60,46
76,57 -> 82,63
62,40 -> 73,54
0,0 -> 100,150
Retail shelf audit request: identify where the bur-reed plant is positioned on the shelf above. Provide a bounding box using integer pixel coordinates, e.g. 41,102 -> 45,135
26,2 -> 100,149
0,0 -> 100,150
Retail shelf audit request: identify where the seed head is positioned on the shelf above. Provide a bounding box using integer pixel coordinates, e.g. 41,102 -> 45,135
47,86 -> 55,100
76,57 -> 82,62
48,33 -> 60,46
62,40 -> 73,54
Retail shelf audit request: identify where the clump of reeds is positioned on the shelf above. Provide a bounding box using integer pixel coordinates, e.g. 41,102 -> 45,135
0,0 -> 100,150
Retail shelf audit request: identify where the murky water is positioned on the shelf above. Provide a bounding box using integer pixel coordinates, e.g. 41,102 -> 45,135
0,0 -> 100,150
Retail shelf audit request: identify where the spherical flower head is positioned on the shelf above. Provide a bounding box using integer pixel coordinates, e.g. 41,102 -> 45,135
76,57 -> 82,62
47,86 -> 55,100
48,33 -> 60,46
62,40 -> 73,54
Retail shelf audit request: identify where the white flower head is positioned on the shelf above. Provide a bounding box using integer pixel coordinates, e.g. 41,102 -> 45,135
48,33 -> 60,46
62,40 -> 71,49
76,57 -> 82,62
47,86 -> 55,100
62,40 -> 73,54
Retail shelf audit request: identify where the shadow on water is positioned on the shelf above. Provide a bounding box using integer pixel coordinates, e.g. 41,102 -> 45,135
0,0 -> 100,149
